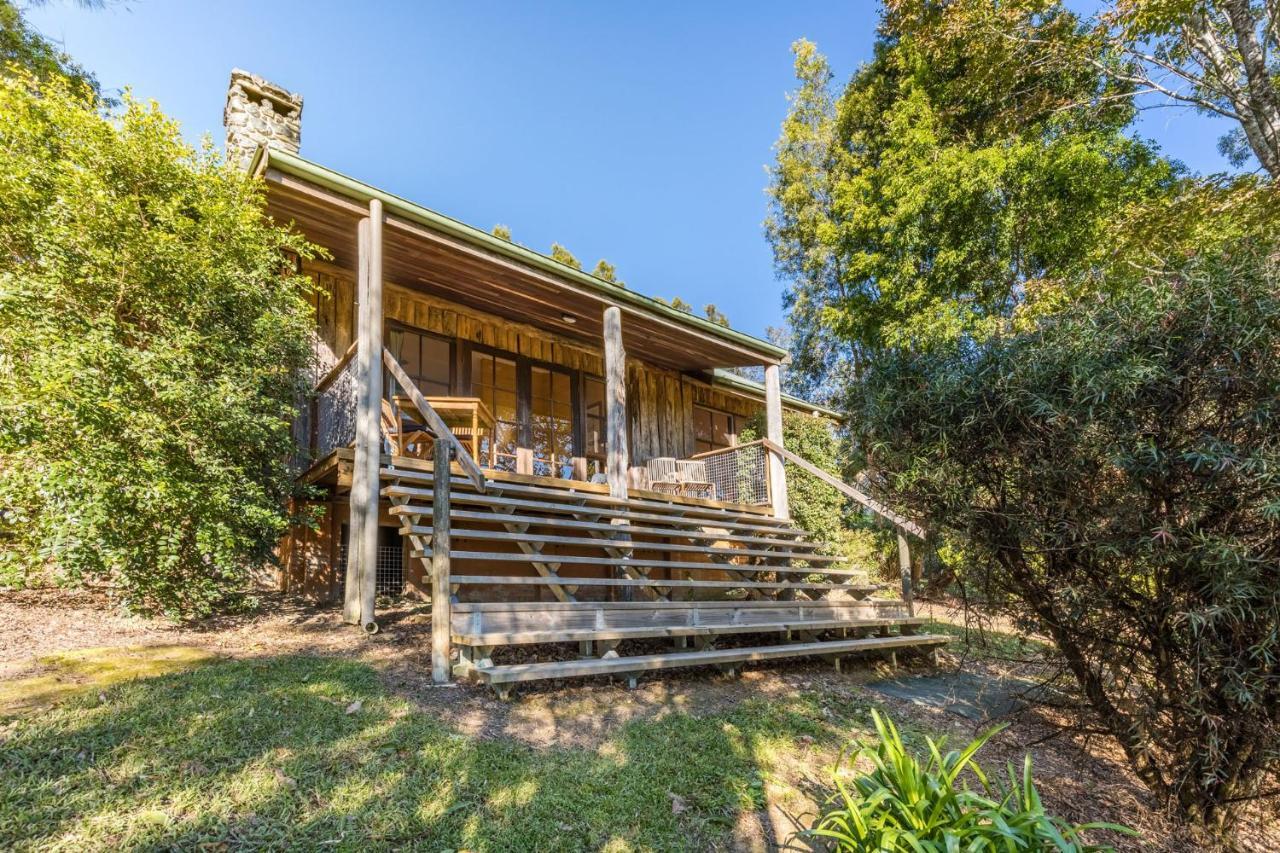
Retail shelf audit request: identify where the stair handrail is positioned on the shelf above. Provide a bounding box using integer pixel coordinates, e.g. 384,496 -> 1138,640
381,346 -> 487,493
758,438 -> 925,539
313,341 -> 359,395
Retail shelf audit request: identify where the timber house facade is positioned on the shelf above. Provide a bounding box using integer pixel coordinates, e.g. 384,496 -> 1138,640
226,69 -> 945,694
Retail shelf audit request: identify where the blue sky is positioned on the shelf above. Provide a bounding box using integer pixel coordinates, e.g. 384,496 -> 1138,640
28,1 -> 1235,341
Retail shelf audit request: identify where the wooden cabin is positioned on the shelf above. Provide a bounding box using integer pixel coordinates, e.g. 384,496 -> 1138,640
226,69 -> 944,694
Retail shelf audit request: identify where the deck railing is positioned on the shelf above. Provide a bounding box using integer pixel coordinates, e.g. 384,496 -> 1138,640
310,344 -> 360,462
688,439 -> 771,507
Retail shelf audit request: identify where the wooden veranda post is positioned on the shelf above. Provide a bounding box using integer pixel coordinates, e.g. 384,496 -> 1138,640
603,306 -> 628,499
764,364 -> 789,519
342,218 -> 370,625
344,199 -> 384,631
897,532 -> 914,615
431,436 -> 452,682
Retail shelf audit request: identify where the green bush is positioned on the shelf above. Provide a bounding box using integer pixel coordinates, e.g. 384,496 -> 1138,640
804,711 -> 1130,851
0,68 -> 317,617
741,409 -> 894,572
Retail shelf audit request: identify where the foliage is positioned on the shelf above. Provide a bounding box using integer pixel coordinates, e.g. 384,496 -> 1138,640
1096,0 -> 1280,176
768,2 -> 1280,836
702,303 -> 729,327
766,6 -> 1174,397
591,257 -> 624,287
549,241 -> 582,270
853,221 -> 1280,833
0,70 -> 317,617
0,652 -> 883,849
490,223 -> 512,241
741,410 -> 888,568
805,710 -> 1129,851
0,0 -> 98,95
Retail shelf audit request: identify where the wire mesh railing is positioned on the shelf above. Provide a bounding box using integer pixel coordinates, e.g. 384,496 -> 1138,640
689,440 -> 771,506
313,353 -> 360,462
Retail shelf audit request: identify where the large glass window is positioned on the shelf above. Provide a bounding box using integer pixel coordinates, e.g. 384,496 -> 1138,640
530,365 -> 576,478
693,405 -> 736,454
471,350 -> 520,471
583,377 -> 605,477
386,326 -> 451,397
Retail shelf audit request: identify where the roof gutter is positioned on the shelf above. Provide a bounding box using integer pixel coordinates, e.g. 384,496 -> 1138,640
254,146 -> 789,363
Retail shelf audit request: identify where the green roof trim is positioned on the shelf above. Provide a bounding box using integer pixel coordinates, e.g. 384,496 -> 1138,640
255,146 -> 789,363
710,369 -> 844,421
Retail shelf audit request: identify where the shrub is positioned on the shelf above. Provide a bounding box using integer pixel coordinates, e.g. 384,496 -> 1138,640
741,409 -> 894,571
0,69 -> 317,617
855,219 -> 1280,832
805,711 -> 1129,851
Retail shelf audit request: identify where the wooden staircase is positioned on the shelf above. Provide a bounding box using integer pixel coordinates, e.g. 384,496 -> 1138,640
381,462 -> 946,697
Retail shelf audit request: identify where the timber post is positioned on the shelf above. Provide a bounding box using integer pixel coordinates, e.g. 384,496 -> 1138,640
764,363 -> 789,519
344,200 -> 384,631
603,305 -> 630,601
431,435 -> 452,682
603,306 -> 628,500
343,217 -> 370,625
897,531 -> 914,616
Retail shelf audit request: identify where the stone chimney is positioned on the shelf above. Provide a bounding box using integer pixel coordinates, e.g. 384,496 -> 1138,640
223,69 -> 303,169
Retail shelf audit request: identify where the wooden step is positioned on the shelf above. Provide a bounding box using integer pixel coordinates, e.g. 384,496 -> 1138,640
400,524 -> 844,563
382,484 -> 809,538
390,505 -> 828,550
383,467 -> 795,527
418,550 -> 869,578
454,616 -> 928,647
471,633 -> 950,686
445,574 -> 877,594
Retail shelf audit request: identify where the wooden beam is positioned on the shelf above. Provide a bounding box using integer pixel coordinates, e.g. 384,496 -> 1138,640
603,306 -> 628,500
344,215 -> 377,627
381,348 -> 486,491
431,438 -> 452,682
764,364 -> 789,519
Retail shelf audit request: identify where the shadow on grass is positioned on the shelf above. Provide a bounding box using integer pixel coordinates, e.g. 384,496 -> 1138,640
0,654 -> 880,851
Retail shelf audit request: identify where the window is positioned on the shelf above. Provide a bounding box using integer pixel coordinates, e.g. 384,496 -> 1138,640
530,365 -> 576,478
471,350 -> 520,472
583,376 -> 606,477
693,405 -> 736,454
385,326 -> 452,397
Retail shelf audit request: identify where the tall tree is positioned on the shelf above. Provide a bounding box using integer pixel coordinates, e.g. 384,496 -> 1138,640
768,6 -> 1172,381
763,0 -> 1280,836
1,0 -> 98,94
1096,0 -> 1280,176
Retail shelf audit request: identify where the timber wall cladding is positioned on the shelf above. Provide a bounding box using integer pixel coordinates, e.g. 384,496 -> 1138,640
302,260 -> 766,462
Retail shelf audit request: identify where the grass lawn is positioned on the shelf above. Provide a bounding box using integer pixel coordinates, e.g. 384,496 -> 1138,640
0,653 -> 891,851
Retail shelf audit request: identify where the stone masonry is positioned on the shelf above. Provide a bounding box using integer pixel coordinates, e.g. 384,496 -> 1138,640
223,68 -> 303,169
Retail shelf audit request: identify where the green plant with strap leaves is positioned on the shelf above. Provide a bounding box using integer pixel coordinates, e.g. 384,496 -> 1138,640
803,710 -> 1133,851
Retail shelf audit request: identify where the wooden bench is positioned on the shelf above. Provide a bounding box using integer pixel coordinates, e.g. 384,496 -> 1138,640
470,634 -> 951,699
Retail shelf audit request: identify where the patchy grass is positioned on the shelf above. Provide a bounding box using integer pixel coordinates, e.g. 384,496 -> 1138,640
0,654 -> 895,851
0,645 -> 219,716
926,620 -> 1054,663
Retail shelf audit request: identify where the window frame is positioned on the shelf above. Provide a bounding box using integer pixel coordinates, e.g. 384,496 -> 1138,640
383,321 -> 457,397
463,341 -> 585,477
692,403 -> 738,455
